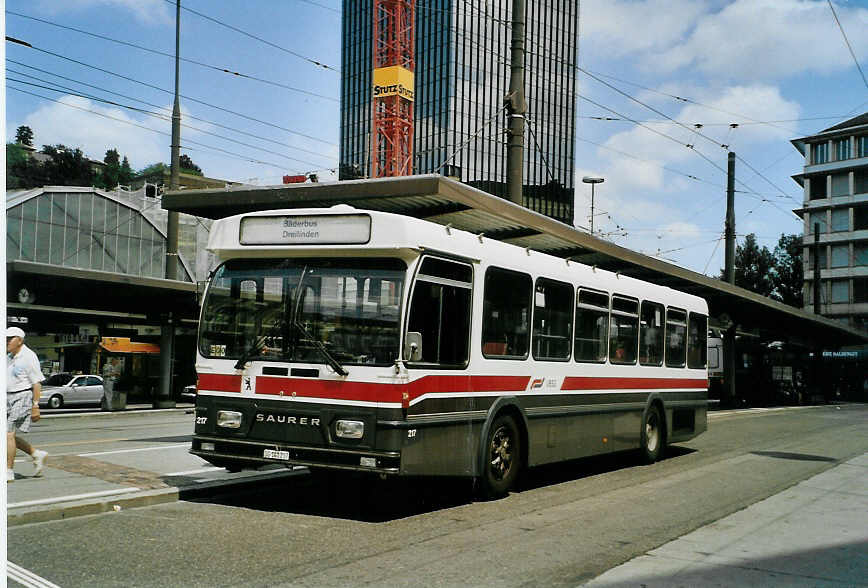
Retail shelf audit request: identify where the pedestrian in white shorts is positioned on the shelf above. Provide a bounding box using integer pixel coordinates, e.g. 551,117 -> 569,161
6,326 -> 48,482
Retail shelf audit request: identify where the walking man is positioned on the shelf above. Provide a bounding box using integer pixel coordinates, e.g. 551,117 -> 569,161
6,326 -> 47,482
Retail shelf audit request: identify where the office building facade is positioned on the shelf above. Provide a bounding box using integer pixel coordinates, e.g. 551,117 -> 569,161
792,113 -> 868,333
340,0 -> 579,224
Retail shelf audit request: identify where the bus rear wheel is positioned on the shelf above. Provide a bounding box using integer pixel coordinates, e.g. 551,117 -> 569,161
481,414 -> 521,499
640,404 -> 664,464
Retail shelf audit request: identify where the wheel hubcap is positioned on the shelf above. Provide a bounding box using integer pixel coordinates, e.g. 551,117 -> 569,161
489,426 -> 513,480
646,415 -> 659,452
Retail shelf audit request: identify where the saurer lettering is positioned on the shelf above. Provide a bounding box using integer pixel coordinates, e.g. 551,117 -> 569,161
255,413 -> 321,426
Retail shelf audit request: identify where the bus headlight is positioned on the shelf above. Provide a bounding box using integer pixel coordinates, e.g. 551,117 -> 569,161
336,420 -> 364,439
217,410 -> 242,428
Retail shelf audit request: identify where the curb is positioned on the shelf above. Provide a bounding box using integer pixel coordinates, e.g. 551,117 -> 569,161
6,469 -> 304,527
40,406 -> 194,420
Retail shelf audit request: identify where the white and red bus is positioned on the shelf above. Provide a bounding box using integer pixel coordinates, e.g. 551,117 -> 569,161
191,206 -> 708,497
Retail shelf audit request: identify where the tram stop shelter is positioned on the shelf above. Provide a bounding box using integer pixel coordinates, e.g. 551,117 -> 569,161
162,174 -> 868,352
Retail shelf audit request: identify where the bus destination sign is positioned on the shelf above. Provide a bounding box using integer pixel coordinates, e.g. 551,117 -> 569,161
240,214 -> 371,245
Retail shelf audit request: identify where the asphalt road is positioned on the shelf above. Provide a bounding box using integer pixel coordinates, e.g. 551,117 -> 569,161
7,404 -> 868,587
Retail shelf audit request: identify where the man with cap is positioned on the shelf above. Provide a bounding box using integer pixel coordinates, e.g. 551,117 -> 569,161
6,326 -> 47,482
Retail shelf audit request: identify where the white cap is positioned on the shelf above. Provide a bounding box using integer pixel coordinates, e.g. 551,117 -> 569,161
6,326 -> 25,339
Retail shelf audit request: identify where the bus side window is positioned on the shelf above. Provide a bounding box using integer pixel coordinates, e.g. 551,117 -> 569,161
575,288 -> 609,362
532,278 -> 573,361
665,308 -> 687,367
687,313 -> 708,369
406,257 -> 473,366
610,295 -> 639,365
482,267 -> 532,358
640,301 -> 664,366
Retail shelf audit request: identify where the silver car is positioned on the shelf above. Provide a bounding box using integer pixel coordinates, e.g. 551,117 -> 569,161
39,374 -> 105,409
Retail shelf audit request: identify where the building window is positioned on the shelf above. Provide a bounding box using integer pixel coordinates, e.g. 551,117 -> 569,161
857,136 -> 868,158
835,138 -> 850,161
855,170 -> 868,195
831,280 -> 849,304
831,173 -> 849,197
831,208 -> 849,232
854,278 -> 868,303
812,142 -> 828,164
831,245 -> 849,268
855,206 -> 868,231
809,176 -> 827,200
855,243 -> 868,266
808,247 -> 828,270
808,210 -> 827,234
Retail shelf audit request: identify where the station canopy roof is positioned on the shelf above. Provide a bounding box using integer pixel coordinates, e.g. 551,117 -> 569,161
163,174 -> 867,348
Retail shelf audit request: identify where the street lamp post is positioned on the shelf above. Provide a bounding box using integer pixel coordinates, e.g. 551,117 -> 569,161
582,176 -> 604,235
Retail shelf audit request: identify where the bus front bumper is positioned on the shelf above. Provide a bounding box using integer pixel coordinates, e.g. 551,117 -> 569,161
191,435 -> 402,474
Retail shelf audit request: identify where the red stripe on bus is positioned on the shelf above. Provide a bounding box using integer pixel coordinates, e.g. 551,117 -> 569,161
561,377 -> 708,390
254,375 -> 531,404
198,374 -> 242,393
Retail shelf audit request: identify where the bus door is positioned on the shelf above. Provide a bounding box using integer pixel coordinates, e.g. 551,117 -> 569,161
401,256 -> 475,477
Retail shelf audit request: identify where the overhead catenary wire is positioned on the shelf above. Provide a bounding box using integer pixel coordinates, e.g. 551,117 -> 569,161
6,11 -> 338,102
6,61 -> 335,161
160,0 -> 339,73
5,36 -> 336,147
7,85 -> 325,175
827,0 -> 868,90
6,74 -> 335,168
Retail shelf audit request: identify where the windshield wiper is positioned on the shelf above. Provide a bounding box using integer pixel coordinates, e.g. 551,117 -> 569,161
291,320 -> 348,376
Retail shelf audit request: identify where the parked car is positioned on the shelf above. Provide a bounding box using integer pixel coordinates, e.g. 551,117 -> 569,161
39,374 -> 105,409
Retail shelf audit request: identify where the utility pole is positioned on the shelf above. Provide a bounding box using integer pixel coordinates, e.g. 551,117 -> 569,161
157,0 -> 181,409
582,176 -> 604,235
724,152 -> 736,284
505,0 -> 526,206
722,151 -> 737,406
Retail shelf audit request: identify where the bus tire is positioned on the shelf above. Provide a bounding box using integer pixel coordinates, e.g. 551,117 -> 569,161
481,414 -> 522,499
640,403 -> 664,464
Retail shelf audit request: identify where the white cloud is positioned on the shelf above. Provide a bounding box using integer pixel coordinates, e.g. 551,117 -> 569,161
581,0 -> 712,58
32,0 -> 172,25
583,0 -> 868,81
22,95 -> 168,170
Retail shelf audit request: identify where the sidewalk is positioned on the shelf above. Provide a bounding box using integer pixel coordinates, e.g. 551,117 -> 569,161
585,452 -> 868,587
5,408 -> 301,527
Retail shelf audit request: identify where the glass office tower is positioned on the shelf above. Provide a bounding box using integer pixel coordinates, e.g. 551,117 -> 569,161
340,0 -> 579,224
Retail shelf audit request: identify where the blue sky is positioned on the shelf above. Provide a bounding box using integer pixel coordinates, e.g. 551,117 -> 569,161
4,0 -> 868,275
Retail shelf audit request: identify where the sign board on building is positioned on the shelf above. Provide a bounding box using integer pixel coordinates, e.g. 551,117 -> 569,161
372,66 -> 415,101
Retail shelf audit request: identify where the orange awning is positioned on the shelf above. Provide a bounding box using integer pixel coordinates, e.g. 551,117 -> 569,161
99,337 -> 160,354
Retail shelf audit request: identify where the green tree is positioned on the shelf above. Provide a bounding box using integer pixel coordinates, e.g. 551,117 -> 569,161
179,154 -> 203,175
119,156 -> 134,185
771,233 -> 803,308
721,233 -> 775,297
97,148 -> 122,189
15,125 -> 34,147
40,144 -> 94,186
6,143 -> 45,189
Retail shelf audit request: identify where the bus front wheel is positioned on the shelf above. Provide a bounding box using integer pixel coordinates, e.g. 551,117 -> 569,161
640,404 -> 664,464
481,414 -> 522,499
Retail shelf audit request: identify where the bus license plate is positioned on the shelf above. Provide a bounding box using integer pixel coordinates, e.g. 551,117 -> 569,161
263,449 -> 290,460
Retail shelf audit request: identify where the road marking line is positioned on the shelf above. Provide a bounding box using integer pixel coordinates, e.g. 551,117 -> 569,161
165,467 -> 222,476
7,561 -> 61,588
78,443 -> 190,457
8,488 -> 141,509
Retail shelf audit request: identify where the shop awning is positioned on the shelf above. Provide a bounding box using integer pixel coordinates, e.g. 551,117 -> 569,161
99,337 -> 160,354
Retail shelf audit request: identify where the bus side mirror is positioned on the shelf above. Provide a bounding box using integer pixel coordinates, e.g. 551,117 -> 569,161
404,332 -> 423,361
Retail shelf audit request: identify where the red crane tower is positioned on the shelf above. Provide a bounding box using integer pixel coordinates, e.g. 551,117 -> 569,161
371,0 -> 415,177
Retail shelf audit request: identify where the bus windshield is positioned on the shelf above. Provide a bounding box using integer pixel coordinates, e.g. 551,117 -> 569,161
199,257 -> 406,367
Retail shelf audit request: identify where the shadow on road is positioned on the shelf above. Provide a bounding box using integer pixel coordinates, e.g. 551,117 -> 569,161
184,445 -> 697,523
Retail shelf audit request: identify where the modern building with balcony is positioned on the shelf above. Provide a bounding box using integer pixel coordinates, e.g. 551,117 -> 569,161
792,113 -> 868,333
